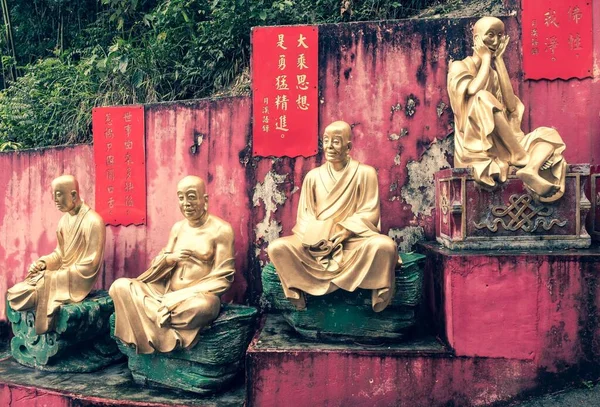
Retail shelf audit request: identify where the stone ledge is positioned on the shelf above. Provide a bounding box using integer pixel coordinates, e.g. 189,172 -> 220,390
0,357 -> 244,406
246,315 -> 541,407
420,242 -> 600,367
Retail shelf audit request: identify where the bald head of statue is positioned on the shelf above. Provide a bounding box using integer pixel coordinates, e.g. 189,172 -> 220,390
323,121 -> 353,166
177,176 -> 209,224
473,17 -> 505,51
51,175 -> 82,214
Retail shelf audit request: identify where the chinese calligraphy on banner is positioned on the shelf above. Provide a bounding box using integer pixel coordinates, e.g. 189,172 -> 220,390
252,26 -> 318,157
522,0 -> 592,80
92,106 -> 146,226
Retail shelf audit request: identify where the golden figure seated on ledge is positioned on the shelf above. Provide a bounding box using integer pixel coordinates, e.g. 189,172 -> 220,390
109,176 -> 235,354
448,16 -> 567,202
268,121 -> 399,313
7,175 -> 106,334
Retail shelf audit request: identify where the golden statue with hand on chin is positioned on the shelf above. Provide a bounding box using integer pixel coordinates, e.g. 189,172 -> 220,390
268,121 -> 398,313
448,16 -> 567,202
7,175 -> 106,335
109,176 -> 235,354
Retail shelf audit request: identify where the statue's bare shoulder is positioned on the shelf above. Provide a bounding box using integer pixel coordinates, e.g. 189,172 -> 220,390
208,215 -> 235,244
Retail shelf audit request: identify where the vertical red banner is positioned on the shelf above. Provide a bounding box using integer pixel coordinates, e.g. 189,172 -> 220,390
522,0 -> 593,80
252,25 -> 318,157
92,106 -> 146,225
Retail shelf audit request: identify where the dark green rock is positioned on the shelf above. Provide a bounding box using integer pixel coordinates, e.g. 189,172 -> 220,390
261,252 -> 426,343
6,290 -> 124,372
111,303 -> 258,395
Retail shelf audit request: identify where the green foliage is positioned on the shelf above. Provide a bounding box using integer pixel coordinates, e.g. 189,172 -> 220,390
0,0 -> 438,149
0,57 -> 97,147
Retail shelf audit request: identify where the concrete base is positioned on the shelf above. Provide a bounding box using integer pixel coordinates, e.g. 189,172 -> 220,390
246,315 -> 542,407
421,242 -> 600,369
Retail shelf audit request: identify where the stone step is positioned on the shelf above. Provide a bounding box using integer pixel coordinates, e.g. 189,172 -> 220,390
246,315 -> 540,407
0,356 -> 244,407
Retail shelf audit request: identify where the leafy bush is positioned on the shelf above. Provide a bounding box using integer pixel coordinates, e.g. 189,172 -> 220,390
0,57 -> 97,147
0,0 -> 438,149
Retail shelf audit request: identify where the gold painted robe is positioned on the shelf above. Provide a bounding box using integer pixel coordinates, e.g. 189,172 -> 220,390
447,56 -> 566,188
7,203 -> 106,334
268,159 -> 398,312
109,216 -> 235,354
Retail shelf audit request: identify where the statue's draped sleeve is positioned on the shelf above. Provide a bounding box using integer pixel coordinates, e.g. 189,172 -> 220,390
337,165 -> 382,238
291,173 -> 317,241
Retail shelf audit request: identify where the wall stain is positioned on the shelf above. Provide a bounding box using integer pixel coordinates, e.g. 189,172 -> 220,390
401,136 -> 453,217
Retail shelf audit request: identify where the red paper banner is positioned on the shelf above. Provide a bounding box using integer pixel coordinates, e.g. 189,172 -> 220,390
252,25 -> 318,157
92,106 -> 146,225
522,0 -> 593,80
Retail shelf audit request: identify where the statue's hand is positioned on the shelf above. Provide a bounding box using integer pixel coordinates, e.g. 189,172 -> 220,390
330,228 -> 353,248
473,36 -> 492,60
494,35 -> 510,60
165,252 -> 181,266
541,158 -> 553,171
165,249 -> 196,266
26,261 -> 45,285
27,260 -> 46,275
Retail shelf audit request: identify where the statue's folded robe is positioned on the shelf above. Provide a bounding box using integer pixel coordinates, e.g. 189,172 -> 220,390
110,252 -> 235,354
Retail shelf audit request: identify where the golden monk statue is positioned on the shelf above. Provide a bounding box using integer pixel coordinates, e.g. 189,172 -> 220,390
109,176 -> 235,354
7,175 -> 106,334
448,16 -> 567,202
268,121 -> 398,312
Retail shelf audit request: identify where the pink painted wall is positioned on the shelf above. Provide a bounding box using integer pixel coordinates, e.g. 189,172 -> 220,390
1,13 -> 599,320
0,98 -> 253,320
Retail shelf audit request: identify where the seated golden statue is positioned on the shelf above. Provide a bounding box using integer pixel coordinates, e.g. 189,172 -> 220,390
7,175 -> 106,334
109,176 -> 235,354
268,121 -> 398,313
447,16 -> 567,202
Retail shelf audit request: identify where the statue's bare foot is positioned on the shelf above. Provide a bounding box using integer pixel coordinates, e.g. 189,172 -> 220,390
511,152 -> 530,168
516,167 -> 557,197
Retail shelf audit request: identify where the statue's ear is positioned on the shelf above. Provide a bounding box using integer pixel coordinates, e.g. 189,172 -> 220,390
347,141 -> 353,151
71,190 -> 78,201
204,194 -> 209,201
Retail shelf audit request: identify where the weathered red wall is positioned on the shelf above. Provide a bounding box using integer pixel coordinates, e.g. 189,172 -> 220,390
424,245 -> 600,372
0,98 -> 253,321
1,12 -> 599,320
516,0 -> 600,165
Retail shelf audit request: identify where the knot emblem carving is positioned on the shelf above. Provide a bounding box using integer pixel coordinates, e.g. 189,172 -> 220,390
440,184 -> 449,216
474,194 -> 567,232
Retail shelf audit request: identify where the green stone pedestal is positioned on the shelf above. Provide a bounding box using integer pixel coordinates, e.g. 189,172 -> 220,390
6,290 -> 124,372
111,303 -> 258,395
261,252 -> 425,343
